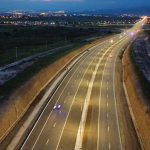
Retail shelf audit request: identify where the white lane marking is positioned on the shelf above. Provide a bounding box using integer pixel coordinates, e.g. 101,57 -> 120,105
109,143 -> 111,149
72,86 -> 73,88
107,82 -> 108,84
108,73 -> 109,75
107,113 -> 109,118
81,104 -> 82,111
75,80 -> 76,82
64,100 -> 66,103
59,110 -> 61,114
107,95 -> 108,98
46,139 -> 49,145
107,88 -> 108,90
108,126 -> 109,131
20,38 -> 110,150
107,103 -> 108,107
53,123 -> 56,127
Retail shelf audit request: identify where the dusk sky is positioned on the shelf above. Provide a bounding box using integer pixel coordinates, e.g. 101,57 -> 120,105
0,0 -> 150,11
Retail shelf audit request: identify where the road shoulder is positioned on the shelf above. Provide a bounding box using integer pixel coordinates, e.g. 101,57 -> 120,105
115,49 -> 141,150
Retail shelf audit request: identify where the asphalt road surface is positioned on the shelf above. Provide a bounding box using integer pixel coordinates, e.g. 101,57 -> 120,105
19,18 -> 146,150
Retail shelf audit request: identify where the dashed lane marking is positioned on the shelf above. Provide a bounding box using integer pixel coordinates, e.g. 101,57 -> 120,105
46,139 -> 49,145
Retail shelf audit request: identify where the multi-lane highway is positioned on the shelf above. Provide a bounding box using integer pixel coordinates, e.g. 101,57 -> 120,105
18,17 -> 147,150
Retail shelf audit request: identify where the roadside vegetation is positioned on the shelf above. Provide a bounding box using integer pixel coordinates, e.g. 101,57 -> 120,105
129,43 -> 150,100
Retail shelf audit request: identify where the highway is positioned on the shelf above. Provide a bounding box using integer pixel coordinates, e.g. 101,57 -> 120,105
19,17 -> 147,150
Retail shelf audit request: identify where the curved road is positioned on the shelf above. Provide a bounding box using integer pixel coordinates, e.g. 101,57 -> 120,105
19,18 -> 146,150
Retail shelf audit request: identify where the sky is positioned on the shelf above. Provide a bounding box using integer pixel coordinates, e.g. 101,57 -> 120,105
0,0 -> 150,11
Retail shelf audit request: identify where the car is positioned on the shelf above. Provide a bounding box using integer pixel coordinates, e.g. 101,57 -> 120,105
53,104 -> 61,109
109,54 -> 113,58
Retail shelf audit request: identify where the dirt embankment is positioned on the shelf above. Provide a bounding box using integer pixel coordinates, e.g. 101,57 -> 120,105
123,45 -> 150,150
0,35 -> 114,143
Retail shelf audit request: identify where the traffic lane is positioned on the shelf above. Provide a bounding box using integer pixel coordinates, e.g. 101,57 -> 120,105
20,43 -> 101,149
102,38 -> 131,150
106,40 -> 131,150
32,79 -> 81,150
82,52 -> 111,150
55,48 -> 105,150
106,54 -> 121,150
102,40 -> 127,150
99,68 -> 111,150
97,41 -> 125,150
